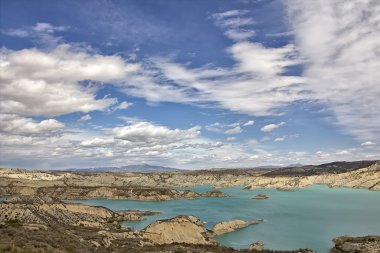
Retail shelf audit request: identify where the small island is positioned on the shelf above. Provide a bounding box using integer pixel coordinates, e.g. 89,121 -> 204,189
253,194 -> 269,199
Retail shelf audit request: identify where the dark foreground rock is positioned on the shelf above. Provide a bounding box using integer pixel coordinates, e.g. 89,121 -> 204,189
330,235 -> 380,253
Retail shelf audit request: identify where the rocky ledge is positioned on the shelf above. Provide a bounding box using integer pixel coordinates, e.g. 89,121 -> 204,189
213,219 -> 263,235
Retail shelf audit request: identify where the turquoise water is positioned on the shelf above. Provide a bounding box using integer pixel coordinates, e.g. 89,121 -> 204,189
67,185 -> 380,252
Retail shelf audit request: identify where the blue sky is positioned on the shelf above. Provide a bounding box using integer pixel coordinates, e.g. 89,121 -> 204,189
0,0 -> 379,169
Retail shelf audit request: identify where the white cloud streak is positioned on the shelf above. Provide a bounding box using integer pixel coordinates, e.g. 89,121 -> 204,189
212,10 -> 256,41
224,126 -> 242,134
261,122 -> 285,132
79,114 -> 92,122
243,120 -> 255,126
287,0 -> 380,141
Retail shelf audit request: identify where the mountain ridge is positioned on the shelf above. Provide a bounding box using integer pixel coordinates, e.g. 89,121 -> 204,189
66,164 -> 181,173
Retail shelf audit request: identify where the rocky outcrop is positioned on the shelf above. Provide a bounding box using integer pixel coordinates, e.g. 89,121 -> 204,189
201,190 -> 229,197
330,235 -> 380,253
253,194 -> 269,199
244,162 -> 380,191
0,196 -> 156,228
249,241 -> 265,251
213,219 -> 263,235
143,215 -> 215,245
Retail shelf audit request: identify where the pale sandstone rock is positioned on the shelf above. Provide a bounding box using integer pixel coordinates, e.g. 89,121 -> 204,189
213,219 -> 262,235
201,190 -> 229,197
143,215 -> 215,245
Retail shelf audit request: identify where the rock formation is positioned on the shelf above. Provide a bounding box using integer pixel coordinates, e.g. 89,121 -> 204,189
201,190 -> 229,197
143,215 -> 215,245
213,219 -> 263,235
0,196 -> 155,228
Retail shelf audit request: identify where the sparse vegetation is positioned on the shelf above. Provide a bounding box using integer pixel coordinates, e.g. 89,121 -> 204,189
5,219 -> 22,227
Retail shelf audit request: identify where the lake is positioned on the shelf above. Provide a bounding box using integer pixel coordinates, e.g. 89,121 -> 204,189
68,185 -> 380,252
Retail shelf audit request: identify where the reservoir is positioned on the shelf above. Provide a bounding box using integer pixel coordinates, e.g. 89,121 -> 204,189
68,185 -> 380,252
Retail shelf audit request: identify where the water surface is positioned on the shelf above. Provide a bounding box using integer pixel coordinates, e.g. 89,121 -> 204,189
68,185 -> 380,252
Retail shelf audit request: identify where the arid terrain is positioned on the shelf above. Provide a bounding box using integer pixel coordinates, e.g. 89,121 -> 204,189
1,160 -> 379,252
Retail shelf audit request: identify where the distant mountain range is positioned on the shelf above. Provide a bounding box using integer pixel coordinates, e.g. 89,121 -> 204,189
67,164 -> 181,173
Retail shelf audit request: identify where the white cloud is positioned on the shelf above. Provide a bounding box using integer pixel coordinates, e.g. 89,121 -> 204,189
287,0 -> 380,141
206,122 -> 244,134
229,42 -> 300,77
0,114 -> 64,135
78,114 -> 92,122
249,154 -> 259,160
3,23 -> 70,48
224,126 -> 242,134
33,22 -> 68,33
261,122 -> 285,132
110,121 -> 200,144
0,44 -> 139,117
274,137 -> 285,142
212,10 -> 249,20
80,137 -> 114,147
205,122 -> 223,133
226,137 -> 237,141
243,120 -> 255,126
224,29 -> 256,41
114,101 -> 133,110
212,10 -> 255,41
336,150 -> 350,155
361,141 -> 376,146
246,139 -> 259,145
138,42 -> 304,116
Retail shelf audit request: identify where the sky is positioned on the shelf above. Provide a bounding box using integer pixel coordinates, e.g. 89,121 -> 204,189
0,0 -> 379,170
